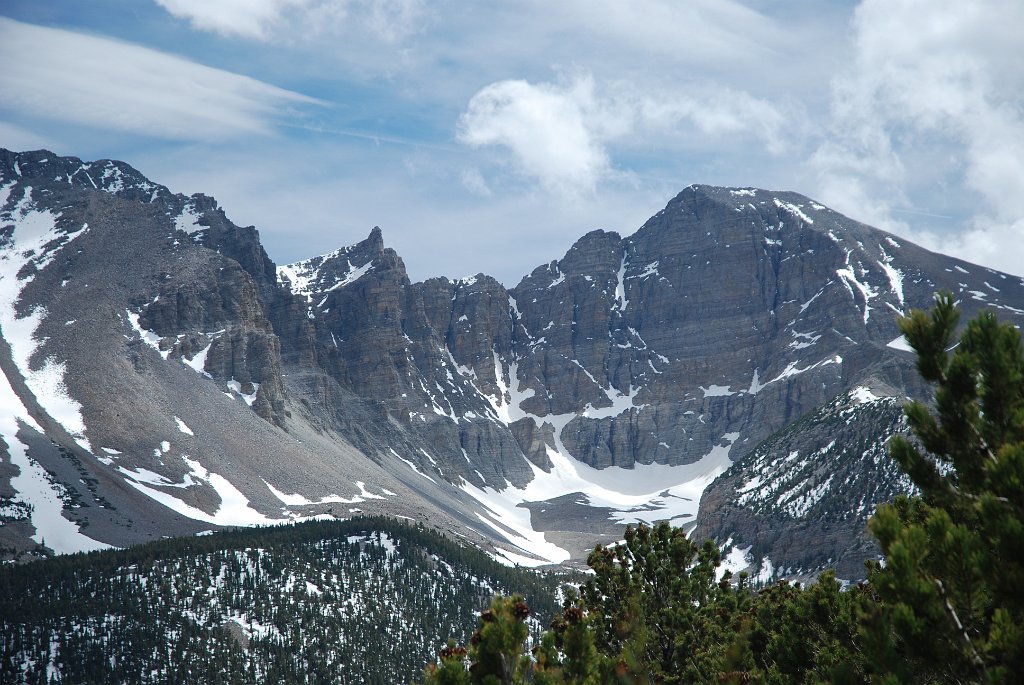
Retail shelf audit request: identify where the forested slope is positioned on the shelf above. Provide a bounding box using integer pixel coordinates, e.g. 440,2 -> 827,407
0,517 -> 564,684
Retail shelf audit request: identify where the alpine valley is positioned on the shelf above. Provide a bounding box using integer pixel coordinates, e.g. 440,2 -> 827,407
2,147 -> 1024,583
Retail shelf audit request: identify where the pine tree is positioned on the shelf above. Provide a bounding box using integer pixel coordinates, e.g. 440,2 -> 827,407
532,589 -> 605,684
863,291 -> 1024,683
420,595 -> 534,685
580,522 -> 738,684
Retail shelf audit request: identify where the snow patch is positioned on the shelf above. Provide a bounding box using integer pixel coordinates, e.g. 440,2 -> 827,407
887,335 -> 914,352
630,261 -> 659,280
123,456 -> 287,526
461,432 -> 743,566
719,544 -> 752,579
226,380 -> 259,406
747,369 -> 765,394
0,360 -> 111,554
263,478 -> 384,506
877,247 -> 905,308
0,187 -> 90,450
836,252 -> 879,323
849,386 -> 879,404
754,556 -> 775,584
182,341 -> 213,377
389,448 -> 437,484
125,310 -> 169,359
614,256 -> 629,310
277,249 -> 374,303
773,198 -> 813,224
173,200 -> 204,234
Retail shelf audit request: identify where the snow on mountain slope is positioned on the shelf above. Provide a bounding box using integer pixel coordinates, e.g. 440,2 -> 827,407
3,149 -> 1024,577
694,385 -> 911,581
1,518 -> 562,684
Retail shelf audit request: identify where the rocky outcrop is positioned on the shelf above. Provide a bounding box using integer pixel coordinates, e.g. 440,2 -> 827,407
692,386 -> 910,580
4,148 -> 1024,575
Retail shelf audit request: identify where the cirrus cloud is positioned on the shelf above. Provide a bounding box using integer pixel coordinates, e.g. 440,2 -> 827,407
154,0 -> 425,43
0,16 -> 320,142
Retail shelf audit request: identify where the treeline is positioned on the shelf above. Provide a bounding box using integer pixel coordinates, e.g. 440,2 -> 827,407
1,517 -> 566,684
420,294 -> 1024,684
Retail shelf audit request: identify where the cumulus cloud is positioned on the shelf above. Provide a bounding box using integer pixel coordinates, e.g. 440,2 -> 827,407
457,73 -> 790,197
154,0 -> 425,43
812,0 -> 1024,274
909,217 -> 1024,278
457,75 -> 615,197
0,17 -> 319,141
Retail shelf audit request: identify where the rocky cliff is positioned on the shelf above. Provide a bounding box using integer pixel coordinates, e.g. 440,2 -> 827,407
2,149 -> 1023,575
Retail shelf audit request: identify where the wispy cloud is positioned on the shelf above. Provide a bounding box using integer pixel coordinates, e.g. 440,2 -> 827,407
154,0 -> 425,43
0,16 -> 320,141
459,168 -> 492,197
153,0 -> 311,40
457,72 -> 790,198
811,0 -> 1024,273
544,0 -> 780,67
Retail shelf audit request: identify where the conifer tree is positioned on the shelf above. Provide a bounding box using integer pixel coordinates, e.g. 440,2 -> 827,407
532,589 -> 606,684
864,292 -> 1024,683
420,595 -> 534,685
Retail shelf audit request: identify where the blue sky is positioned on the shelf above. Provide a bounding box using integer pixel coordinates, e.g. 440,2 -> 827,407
2,0 -> 1022,283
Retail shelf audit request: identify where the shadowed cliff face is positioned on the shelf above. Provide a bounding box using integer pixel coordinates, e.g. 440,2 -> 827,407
2,148 -> 1023,574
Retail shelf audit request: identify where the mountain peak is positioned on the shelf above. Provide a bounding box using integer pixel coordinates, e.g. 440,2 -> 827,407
1,148 -> 170,204
6,148 -> 1024,579
277,227 -> 387,301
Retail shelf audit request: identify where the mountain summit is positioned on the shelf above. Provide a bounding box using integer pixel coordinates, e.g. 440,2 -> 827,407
2,149 -> 1023,577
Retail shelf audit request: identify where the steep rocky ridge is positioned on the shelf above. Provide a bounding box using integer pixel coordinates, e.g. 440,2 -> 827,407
0,149 -> 508,566
694,385 -> 912,581
2,148 -> 1024,576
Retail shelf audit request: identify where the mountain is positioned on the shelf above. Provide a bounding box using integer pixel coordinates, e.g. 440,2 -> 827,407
0,517 -> 562,684
695,386 -> 912,581
2,148 -> 1023,575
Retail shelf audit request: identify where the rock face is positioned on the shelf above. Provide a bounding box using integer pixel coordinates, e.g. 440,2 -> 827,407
692,386 -> 911,581
2,149 -> 1024,575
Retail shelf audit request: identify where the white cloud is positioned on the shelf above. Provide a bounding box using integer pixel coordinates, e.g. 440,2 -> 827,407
154,0 -> 425,43
154,0 -> 311,39
812,0 -> 1024,275
909,217 -> 1024,278
457,75 -> 615,197
637,85 -> 791,154
0,17 -> 320,141
457,72 -> 790,197
546,0 -> 780,67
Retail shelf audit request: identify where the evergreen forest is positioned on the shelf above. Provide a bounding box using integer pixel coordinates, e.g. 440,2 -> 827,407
0,517 -> 563,684
2,294 -> 1022,684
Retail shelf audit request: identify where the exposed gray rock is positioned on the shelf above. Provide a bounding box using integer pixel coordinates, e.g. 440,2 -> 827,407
3,149 -> 1024,576
693,384 -> 911,581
